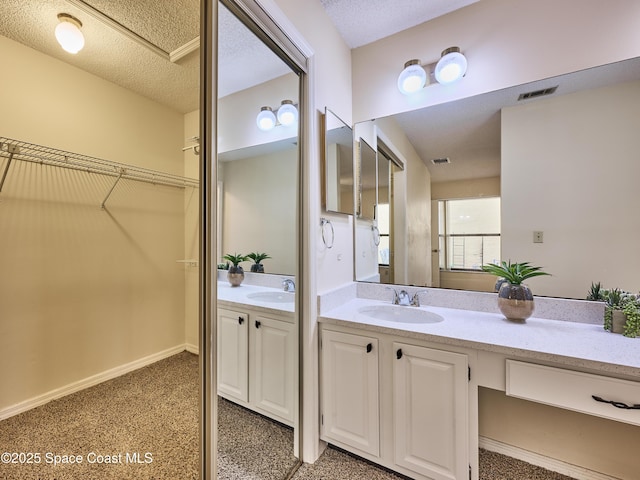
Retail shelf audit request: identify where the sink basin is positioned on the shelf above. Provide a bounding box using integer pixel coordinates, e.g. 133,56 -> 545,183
246,291 -> 295,304
357,305 -> 444,324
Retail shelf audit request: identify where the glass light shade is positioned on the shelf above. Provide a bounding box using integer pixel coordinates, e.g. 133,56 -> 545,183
256,107 -> 276,131
277,101 -> 298,126
397,60 -> 427,95
434,48 -> 467,85
55,15 -> 85,54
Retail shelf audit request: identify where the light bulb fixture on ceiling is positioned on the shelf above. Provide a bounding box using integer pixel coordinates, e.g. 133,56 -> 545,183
256,101 -> 298,131
397,47 -> 468,95
55,13 -> 85,54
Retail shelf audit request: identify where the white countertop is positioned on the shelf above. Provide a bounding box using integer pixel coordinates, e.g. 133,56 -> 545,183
319,298 -> 640,378
217,282 -> 295,315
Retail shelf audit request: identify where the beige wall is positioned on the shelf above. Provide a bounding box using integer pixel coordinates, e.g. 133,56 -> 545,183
220,149 -> 297,275
352,0 -> 640,123
183,110 -> 200,351
502,80 -> 640,299
0,36 -> 186,412
479,387 -> 640,479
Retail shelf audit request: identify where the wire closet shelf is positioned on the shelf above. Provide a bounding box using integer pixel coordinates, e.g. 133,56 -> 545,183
0,136 -> 199,207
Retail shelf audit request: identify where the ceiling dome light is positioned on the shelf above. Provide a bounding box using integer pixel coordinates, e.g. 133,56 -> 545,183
256,106 -> 276,131
397,59 -> 427,95
277,100 -> 298,127
55,13 -> 85,54
434,47 -> 467,85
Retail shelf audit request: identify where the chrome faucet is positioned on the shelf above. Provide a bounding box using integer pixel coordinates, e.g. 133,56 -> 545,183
387,287 -> 425,306
282,278 -> 295,292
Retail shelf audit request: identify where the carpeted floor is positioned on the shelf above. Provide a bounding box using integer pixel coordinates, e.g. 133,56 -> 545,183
291,446 -> 577,480
0,351 -> 576,480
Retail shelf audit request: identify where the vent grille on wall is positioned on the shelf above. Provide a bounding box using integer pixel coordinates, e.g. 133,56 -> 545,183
518,86 -> 558,101
431,157 -> 451,165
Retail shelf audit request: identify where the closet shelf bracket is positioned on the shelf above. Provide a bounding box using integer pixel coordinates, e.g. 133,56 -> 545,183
101,168 -> 125,209
0,144 -> 20,193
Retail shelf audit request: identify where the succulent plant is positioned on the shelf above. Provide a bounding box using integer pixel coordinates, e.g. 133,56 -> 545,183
481,260 -> 550,285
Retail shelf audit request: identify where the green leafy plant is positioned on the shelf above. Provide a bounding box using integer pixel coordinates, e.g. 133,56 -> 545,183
246,252 -> 271,273
223,253 -> 248,267
481,260 -> 550,285
246,252 -> 271,264
590,283 -> 640,337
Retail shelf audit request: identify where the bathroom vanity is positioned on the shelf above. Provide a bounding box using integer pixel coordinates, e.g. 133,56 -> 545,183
217,281 -> 296,426
318,286 -> 640,480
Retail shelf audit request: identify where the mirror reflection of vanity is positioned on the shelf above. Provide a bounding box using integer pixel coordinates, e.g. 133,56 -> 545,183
353,57 -> 640,300
216,2 -> 301,478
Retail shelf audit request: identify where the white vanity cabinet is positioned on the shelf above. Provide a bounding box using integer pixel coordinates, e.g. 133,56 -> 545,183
393,342 -> 469,480
320,325 -> 473,480
320,329 -> 380,456
217,306 -> 295,426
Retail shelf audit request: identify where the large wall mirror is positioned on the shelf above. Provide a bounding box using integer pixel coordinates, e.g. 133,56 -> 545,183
216,1 -> 301,479
322,108 -> 354,215
355,57 -> 640,300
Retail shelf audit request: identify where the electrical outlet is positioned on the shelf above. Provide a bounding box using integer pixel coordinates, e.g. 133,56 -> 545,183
533,231 -> 544,243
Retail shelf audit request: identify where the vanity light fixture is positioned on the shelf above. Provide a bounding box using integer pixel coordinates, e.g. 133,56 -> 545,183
256,101 -> 298,131
397,59 -> 427,95
276,100 -> 298,127
398,47 -> 468,95
256,107 -> 277,131
55,13 -> 85,54
434,47 -> 468,85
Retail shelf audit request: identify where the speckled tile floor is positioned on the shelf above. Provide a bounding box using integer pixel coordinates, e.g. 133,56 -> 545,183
0,351 -> 576,480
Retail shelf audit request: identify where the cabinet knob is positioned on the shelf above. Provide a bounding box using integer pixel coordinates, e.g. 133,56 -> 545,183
238,316 -> 244,325
255,320 -> 261,328
396,348 -> 403,359
366,343 -> 373,353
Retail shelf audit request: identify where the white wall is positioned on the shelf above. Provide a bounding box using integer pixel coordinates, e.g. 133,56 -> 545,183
352,0 -> 640,123
502,80 -> 640,299
273,0 -> 354,294
0,36 -> 186,413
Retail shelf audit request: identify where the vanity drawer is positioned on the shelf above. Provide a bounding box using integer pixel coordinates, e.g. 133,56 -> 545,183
506,360 -> 640,426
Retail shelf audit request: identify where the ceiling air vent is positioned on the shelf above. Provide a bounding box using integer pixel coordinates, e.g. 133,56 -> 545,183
431,157 -> 450,165
518,86 -> 558,101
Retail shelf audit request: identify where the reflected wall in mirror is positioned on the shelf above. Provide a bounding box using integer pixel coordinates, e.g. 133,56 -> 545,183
322,108 -> 354,215
216,1 -> 300,478
357,138 -> 376,220
355,57 -> 640,300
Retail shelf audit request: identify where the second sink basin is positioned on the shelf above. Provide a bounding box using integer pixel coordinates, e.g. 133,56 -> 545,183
246,291 -> 295,304
357,305 -> 444,324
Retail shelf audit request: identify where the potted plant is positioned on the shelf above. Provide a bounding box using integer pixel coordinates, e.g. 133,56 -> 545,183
246,252 -> 271,273
589,283 -> 640,337
223,253 -> 247,286
482,260 -> 550,321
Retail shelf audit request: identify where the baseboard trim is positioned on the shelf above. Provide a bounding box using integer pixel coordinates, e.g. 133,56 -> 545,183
479,436 -> 620,480
185,343 -> 199,355
0,344 -> 188,421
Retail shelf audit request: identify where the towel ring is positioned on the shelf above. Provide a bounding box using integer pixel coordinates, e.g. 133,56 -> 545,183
321,218 -> 335,249
372,225 -> 380,246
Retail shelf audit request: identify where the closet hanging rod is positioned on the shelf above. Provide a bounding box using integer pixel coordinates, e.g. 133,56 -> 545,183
0,137 -> 199,192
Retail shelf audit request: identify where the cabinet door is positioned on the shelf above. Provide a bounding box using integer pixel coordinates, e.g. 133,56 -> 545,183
321,329 -> 379,456
217,308 -> 249,402
393,343 -> 468,480
252,314 -> 295,424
